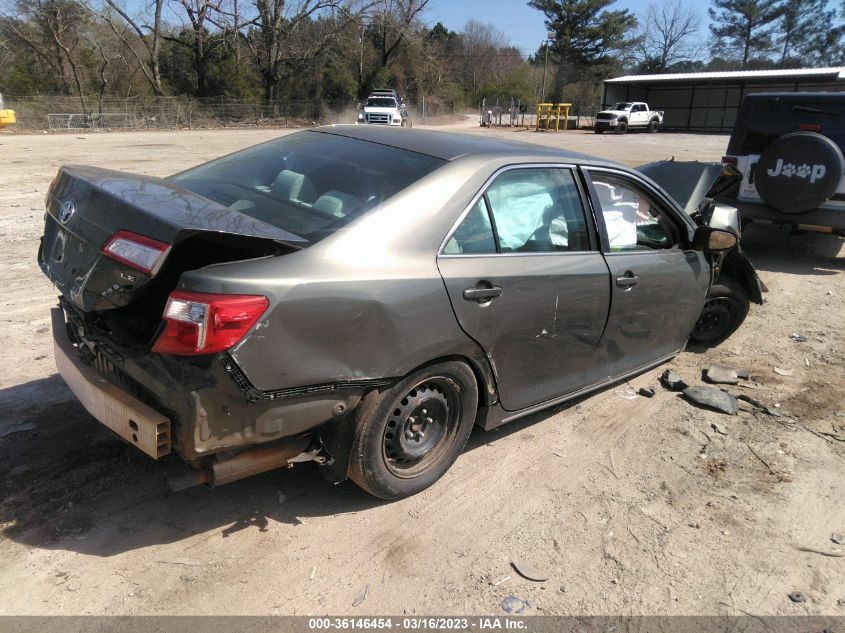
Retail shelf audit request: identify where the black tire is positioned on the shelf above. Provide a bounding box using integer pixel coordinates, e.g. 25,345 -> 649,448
615,121 -> 628,135
753,132 -> 844,214
348,361 -> 478,500
594,127 -> 604,134
689,275 -> 750,347
648,119 -> 659,133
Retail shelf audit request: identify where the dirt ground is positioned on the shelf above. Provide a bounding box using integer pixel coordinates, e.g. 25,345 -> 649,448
1,117 -> 844,616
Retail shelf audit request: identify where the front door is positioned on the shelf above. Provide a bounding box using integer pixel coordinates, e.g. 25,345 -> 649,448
584,168 -> 711,376
437,166 -> 611,412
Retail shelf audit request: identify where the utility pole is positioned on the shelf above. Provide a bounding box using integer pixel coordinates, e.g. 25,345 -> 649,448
540,32 -> 555,102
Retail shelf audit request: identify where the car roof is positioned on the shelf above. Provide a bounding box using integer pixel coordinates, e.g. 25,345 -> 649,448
312,125 -> 608,165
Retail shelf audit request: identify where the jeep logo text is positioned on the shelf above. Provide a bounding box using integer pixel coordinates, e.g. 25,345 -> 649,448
767,159 -> 826,183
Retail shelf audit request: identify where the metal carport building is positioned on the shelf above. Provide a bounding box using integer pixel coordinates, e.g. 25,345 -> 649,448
602,67 -> 845,132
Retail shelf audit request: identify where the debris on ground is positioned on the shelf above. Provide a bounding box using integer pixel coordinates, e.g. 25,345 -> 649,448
711,422 -> 729,436
0,422 -> 38,438
491,575 -> 510,587
788,591 -> 807,603
704,365 -> 744,385
796,546 -> 845,558
501,595 -> 530,614
613,387 -> 639,400
832,533 -> 845,545
638,387 -> 655,398
511,560 -> 549,582
736,394 -> 782,417
790,333 -> 808,343
352,584 -> 369,607
773,367 -> 794,377
660,370 -> 688,391
682,386 -> 739,415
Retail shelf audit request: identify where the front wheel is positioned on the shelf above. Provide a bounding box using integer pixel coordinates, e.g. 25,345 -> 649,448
615,121 -> 628,135
348,361 -> 478,500
689,275 -> 750,347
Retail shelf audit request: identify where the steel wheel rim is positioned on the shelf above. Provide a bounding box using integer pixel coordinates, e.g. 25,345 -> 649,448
381,377 -> 462,479
694,297 -> 736,342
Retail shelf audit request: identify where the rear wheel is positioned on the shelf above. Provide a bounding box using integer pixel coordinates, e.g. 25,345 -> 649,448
690,275 -> 750,347
615,121 -> 628,135
648,119 -> 659,133
348,361 -> 478,500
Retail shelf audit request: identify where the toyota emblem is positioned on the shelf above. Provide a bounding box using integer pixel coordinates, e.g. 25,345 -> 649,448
58,200 -> 76,224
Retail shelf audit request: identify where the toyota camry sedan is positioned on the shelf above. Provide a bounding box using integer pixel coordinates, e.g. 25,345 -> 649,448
39,126 -> 760,499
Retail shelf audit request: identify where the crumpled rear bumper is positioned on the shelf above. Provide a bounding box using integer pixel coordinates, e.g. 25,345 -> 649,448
52,304 -> 363,461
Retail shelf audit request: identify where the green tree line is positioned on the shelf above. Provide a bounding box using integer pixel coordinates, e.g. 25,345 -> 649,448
0,0 -> 843,114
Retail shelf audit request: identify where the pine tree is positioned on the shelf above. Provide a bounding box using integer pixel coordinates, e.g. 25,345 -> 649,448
777,0 -> 837,66
708,0 -> 784,68
528,0 -> 638,85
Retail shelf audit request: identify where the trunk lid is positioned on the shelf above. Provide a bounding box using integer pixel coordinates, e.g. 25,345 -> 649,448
39,165 -> 305,312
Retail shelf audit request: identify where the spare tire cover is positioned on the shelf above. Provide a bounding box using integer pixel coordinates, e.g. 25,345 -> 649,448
753,132 -> 844,214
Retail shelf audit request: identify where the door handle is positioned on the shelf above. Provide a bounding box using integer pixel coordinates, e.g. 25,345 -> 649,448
616,273 -> 640,289
463,285 -> 503,301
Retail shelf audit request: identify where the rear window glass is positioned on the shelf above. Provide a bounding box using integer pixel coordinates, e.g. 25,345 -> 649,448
735,98 -> 845,154
170,131 -> 444,243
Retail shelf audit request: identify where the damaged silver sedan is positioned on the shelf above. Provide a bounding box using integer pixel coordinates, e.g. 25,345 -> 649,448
39,126 -> 760,499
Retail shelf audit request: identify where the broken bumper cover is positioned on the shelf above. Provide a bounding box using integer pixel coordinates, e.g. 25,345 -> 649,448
52,307 -> 171,458
51,306 -> 367,461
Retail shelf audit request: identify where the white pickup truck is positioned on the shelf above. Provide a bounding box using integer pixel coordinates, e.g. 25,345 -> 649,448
357,93 -> 412,127
594,102 -> 663,134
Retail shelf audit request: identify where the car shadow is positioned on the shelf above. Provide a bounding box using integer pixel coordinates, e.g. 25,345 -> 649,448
740,222 -> 844,276
1,376 -> 574,558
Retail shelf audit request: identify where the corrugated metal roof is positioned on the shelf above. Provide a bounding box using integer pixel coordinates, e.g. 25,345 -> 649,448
605,67 -> 845,84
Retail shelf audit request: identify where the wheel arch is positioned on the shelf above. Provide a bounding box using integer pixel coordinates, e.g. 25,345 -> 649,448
718,251 -> 764,304
317,351 -> 498,483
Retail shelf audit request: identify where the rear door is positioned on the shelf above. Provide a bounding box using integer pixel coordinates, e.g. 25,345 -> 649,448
437,165 -> 611,412
584,168 -> 710,376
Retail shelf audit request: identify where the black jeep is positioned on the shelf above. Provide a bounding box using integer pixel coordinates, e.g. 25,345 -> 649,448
721,92 -> 845,233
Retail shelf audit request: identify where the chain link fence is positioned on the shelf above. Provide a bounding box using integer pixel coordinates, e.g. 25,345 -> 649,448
3,95 -> 358,131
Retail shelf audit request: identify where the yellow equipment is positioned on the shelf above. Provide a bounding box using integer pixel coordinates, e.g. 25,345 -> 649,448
0,109 -> 16,128
535,102 -> 572,131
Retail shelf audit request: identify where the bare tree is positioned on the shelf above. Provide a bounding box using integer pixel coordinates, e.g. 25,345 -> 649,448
1,0 -> 92,108
166,0 -> 229,95
93,0 -> 165,95
635,0 -> 699,72
369,0 -> 427,69
235,0 -> 367,103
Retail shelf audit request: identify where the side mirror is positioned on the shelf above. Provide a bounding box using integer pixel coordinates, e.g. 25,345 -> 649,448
692,226 -> 738,253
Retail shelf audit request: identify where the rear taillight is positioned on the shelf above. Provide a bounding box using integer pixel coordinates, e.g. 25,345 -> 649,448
800,123 -> 821,133
101,230 -> 171,276
721,156 -> 738,166
152,290 -> 269,356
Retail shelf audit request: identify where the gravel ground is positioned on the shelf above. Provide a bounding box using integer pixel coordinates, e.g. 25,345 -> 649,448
0,117 -> 843,616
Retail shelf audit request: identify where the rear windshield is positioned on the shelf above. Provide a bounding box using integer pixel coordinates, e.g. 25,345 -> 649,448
730,97 -> 845,154
170,131 -> 444,243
